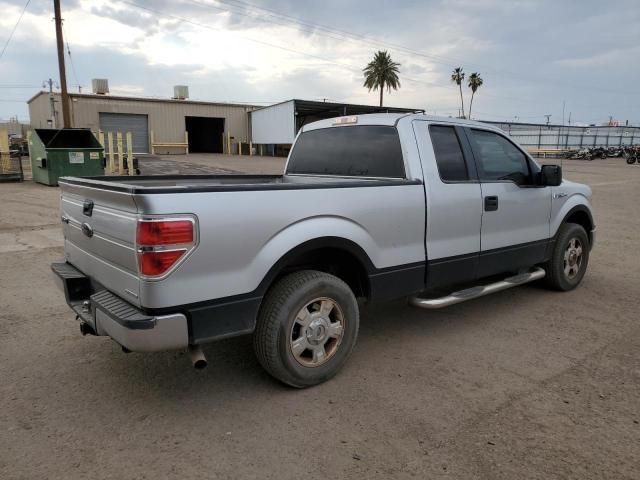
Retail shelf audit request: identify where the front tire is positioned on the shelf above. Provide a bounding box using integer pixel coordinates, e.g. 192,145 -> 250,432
253,270 -> 359,388
544,223 -> 590,291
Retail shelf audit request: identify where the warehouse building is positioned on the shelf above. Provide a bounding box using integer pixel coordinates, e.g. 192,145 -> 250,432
27,81 -> 256,154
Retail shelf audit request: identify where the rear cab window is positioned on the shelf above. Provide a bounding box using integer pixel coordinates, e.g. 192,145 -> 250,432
429,125 -> 469,182
286,125 -> 405,178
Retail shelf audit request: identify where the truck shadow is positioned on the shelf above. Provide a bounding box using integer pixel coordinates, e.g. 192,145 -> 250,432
89,283 -> 548,407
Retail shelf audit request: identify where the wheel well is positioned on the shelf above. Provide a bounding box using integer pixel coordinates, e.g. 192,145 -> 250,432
565,209 -> 593,242
273,247 -> 370,300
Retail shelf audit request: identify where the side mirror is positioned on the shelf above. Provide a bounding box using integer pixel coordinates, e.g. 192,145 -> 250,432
540,164 -> 562,187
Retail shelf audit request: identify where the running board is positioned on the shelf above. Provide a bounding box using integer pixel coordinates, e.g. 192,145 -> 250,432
409,267 -> 546,309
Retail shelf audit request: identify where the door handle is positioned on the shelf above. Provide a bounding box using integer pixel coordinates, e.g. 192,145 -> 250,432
484,196 -> 499,211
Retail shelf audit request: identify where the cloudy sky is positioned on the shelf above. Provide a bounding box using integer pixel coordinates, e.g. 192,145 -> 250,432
1,0 -> 639,125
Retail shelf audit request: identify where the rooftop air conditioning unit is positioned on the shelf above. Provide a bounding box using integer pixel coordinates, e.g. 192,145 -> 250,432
173,85 -> 189,100
92,79 -> 109,95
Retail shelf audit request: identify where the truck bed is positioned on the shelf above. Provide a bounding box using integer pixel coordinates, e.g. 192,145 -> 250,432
59,174 -> 420,194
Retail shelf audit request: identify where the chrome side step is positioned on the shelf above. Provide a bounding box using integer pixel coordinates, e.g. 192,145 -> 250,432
409,267 -> 546,309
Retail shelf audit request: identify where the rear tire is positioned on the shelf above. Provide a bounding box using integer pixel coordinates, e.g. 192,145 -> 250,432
253,270 -> 359,388
543,223 -> 590,291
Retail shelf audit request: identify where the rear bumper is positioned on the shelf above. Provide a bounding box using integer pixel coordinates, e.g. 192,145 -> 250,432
52,262 -> 188,352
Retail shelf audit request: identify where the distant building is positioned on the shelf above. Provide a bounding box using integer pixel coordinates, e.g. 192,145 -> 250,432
27,81 -> 256,154
0,118 -> 30,137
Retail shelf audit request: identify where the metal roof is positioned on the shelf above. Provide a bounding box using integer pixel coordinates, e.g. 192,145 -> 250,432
248,98 -> 422,116
26,91 -> 258,109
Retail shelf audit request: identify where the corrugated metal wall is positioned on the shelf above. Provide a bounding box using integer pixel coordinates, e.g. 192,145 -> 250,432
486,122 -> 640,149
28,92 -> 254,152
250,100 -> 295,144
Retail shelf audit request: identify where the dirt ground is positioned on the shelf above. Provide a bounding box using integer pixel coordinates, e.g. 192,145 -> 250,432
0,156 -> 639,479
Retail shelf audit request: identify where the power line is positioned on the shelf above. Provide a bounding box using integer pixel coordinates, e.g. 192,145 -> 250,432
117,0 -> 442,95
127,0 -> 638,114
193,0 -> 637,97
113,1 -> 635,119
62,24 -> 81,93
117,2 -> 374,77
0,0 -> 31,62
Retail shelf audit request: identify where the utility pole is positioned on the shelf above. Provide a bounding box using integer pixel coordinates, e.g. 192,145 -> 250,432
562,100 -> 565,126
54,0 -> 71,128
544,114 -> 551,126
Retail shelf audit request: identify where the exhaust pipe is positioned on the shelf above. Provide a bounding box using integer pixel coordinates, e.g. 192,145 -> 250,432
78,321 -> 96,336
189,345 -> 207,370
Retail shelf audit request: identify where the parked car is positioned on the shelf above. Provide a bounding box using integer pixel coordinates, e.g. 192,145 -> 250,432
53,113 -> 596,387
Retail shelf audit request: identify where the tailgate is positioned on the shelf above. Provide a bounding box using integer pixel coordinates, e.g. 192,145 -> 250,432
59,179 -> 141,306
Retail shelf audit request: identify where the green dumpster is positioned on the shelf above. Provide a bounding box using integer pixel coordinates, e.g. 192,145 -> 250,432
29,128 -> 104,186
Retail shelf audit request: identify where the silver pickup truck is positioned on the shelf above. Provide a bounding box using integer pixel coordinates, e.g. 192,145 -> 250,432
53,113 -> 595,387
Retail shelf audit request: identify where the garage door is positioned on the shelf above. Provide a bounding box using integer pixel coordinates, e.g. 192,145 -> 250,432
99,113 -> 149,153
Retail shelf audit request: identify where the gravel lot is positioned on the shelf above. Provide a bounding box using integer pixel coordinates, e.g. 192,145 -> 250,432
1,156 -> 639,479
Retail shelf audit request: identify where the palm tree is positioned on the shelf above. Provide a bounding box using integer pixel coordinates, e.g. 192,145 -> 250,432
363,51 -> 401,107
467,72 -> 483,119
451,67 -> 465,118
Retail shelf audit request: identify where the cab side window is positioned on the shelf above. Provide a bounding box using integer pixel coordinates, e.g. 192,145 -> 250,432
429,125 -> 469,182
469,129 -> 531,185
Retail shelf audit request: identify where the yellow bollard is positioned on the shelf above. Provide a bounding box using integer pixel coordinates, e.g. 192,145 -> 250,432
150,130 -> 155,155
116,132 -> 124,175
249,141 -> 253,156
126,132 -> 134,176
227,132 -> 232,155
185,131 -> 189,155
107,132 -> 115,174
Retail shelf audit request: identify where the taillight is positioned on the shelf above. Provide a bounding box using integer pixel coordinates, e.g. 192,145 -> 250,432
136,217 -> 197,278
137,220 -> 194,245
138,250 -> 186,277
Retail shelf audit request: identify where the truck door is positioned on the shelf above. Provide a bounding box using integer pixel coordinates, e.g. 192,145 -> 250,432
413,121 -> 483,289
464,127 -> 552,277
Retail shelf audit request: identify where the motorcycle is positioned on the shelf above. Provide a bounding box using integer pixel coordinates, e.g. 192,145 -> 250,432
607,146 -> 622,157
623,146 -> 638,165
589,146 -> 608,160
